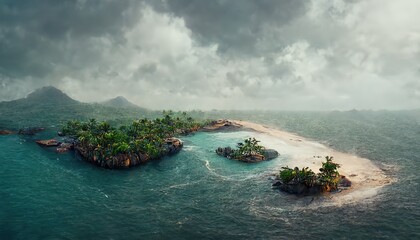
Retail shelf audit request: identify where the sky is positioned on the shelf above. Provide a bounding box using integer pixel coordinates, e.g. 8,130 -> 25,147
0,0 -> 419,110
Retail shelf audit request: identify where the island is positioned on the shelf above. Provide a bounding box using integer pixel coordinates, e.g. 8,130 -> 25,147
272,156 -> 352,195
54,114 -> 205,169
216,137 -> 279,162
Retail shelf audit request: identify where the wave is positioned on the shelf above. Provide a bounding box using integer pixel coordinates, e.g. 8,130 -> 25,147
203,159 -> 267,182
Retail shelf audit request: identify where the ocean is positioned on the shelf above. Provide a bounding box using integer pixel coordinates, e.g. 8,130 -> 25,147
1,111 -> 419,239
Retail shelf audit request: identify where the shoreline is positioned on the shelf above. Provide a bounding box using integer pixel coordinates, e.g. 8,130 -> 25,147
229,119 -> 393,205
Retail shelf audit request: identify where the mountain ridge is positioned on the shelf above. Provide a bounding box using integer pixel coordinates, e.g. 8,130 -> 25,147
101,96 -> 140,108
24,86 -> 78,104
0,86 -> 152,129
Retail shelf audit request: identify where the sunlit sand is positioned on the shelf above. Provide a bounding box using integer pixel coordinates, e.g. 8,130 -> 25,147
231,120 -> 393,205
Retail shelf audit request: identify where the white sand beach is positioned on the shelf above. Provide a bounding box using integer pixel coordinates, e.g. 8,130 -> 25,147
231,120 -> 393,205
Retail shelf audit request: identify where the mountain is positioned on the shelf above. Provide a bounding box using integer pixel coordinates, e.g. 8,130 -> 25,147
0,86 -> 154,129
101,96 -> 140,108
24,86 -> 78,104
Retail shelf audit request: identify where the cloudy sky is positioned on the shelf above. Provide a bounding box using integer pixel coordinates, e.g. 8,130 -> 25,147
0,0 -> 419,110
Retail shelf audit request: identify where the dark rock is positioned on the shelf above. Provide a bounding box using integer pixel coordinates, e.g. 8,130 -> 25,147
129,154 -> 140,167
338,176 -> 352,188
273,181 -> 324,195
18,127 -> 45,135
56,142 -> 74,153
216,147 -> 233,157
263,149 -> 279,160
272,181 -> 282,187
138,153 -> 150,163
239,154 -> 265,163
107,157 -> 116,168
164,137 -> 183,155
61,142 -> 75,149
61,137 -> 77,145
57,131 -> 64,136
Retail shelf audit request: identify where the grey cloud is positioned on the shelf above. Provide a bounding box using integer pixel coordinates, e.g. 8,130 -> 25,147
138,63 -> 158,75
151,0 -> 308,56
0,0 -> 419,110
0,0 -> 142,79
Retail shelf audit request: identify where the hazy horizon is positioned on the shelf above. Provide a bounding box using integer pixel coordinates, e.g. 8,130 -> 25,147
1,0 -> 420,111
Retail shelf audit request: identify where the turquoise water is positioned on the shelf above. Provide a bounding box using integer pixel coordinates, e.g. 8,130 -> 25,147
1,111 -> 420,239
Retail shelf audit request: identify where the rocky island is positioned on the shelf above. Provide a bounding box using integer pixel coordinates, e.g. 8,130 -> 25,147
35,114 -> 204,169
272,156 -> 352,195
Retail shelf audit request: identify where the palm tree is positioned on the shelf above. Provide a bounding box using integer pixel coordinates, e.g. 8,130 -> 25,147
319,156 -> 340,178
98,121 -> 111,133
318,156 -> 341,190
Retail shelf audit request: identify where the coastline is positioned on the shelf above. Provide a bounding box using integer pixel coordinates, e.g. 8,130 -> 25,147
230,119 -> 393,205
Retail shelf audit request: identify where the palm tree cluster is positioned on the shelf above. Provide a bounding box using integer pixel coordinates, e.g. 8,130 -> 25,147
278,166 -> 317,187
277,156 -> 341,191
230,137 -> 265,160
61,113 -> 203,168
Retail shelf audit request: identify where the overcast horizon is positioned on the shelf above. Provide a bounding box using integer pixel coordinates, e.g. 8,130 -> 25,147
1,0 -> 419,111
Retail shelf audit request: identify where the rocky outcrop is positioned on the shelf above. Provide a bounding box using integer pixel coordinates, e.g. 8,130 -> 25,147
56,143 -> 74,153
263,149 -> 279,160
202,119 -> 242,132
138,152 -> 150,164
0,130 -> 14,135
18,127 -> 45,135
36,139 -> 60,147
216,147 -> 233,158
35,138 -> 75,152
163,137 -> 183,155
216,147 -> 279,163
237,154 -> 265,163
338,176 -> 352,187
272,181 -> 324,195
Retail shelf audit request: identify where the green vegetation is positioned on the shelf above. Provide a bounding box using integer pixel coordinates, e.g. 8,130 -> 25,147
277,156 -> 341,192
230,137 -> 265,160
61,113 -> 204,168
216,137 -> 279,162
317,156 -> 341,189
278,167 -> 317,187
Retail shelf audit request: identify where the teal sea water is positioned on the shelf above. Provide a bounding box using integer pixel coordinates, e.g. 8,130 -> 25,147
1,111 -> 419,239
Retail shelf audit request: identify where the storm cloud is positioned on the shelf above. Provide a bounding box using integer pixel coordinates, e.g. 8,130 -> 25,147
0,0 -> 419,110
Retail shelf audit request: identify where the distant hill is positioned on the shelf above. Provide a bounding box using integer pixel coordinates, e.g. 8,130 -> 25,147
101,96 -> 140,108
0,86 -> 155,129
24,86 -> 78,104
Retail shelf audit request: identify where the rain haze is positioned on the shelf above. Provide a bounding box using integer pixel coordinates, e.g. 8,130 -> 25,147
1,0 -> 419,110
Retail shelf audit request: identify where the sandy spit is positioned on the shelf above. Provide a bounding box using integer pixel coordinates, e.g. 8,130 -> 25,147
230,120 -> 393,205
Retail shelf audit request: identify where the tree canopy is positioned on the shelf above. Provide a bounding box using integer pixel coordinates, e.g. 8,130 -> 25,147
61,113 -> 204,167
